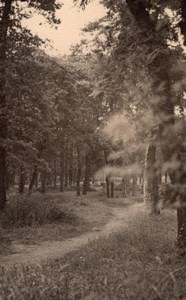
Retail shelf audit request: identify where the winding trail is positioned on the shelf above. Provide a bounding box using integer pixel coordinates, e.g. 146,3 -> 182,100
0,202 -> 144,269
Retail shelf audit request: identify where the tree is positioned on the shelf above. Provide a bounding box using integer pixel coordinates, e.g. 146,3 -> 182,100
77,0 -> 186,226
0,0 -> 13,209
0,0 -> 61,209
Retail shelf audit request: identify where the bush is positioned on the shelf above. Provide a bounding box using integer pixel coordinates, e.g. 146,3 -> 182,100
0,193 -> 77,228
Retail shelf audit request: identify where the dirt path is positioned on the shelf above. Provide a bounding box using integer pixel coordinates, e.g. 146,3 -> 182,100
0,202 -> 144,269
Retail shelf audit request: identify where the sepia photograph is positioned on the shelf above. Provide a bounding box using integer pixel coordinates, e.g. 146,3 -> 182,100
0,0 -> 186,299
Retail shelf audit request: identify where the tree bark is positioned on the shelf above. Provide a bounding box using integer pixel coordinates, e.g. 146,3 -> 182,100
68,145 -> 73,186
53,159 -> 57,189
64,141 -> 69,188
18,166 -> 25,194
34,172 -> 38,188
76,146 -> 81,196
132,175 -> 137,196
106,176 -> 110,198
29,166 -> 38,192
0,0 -> 13,210
110,180 -> 114,198
41,169 -> 46,193
180,0 -> 186,46
144,143 -> 160,214
126,0 -> 186,245
83,154 -> 90,195
60,144 -> 64,192
122,177 -> 126,197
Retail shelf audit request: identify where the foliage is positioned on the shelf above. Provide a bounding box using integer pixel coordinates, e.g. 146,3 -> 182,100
0,193 -> 78,227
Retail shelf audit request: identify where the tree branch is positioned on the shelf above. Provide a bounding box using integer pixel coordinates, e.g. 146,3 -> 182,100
126,0 -> 155,36
180,0 -> 186,45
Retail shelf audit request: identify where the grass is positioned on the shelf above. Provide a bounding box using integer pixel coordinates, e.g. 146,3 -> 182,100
1,206 -> 185,299
0,190 -> 112,248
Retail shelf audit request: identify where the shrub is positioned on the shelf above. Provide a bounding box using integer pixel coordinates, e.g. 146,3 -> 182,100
0,193 -> 78,228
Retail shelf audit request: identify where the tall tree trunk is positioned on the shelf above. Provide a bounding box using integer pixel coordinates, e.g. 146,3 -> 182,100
18,166 -> 25,194
41,169 -> 46,193
64,140 -> 69,188
68,145 -> 73,186
76,146 -> 81,196
53,159 -> 57,189
104,150 -> 110,198
180,0 -> 186,46
132,175 -> 137,196
6,169 -> 9,191
60,144 -> 64,192
126,0 -> 186,245
34,172 -> 38,188
160,123 -> 186,246
83,154 -> 90,195
64,164 -> 68,187
144,143 -> 160,214
110,180 -> 114,198
72,167 -> 76,186
106,176 -> 110,198
29,166 -> 38,192
28,143 -> 45,193
0,0 -> 12,210
122,177 -> 126,197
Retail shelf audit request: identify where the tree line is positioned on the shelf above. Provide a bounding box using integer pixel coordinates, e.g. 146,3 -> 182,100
1,0 -> 186,248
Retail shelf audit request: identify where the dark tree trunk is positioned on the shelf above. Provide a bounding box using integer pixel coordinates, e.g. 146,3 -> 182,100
72,167 -> 76,186
6,169 -> 9,191
34,172 -> 38,188
68,145 -> 73,186
106,176 -> 110,198
83,154 -> 90,195
64,167 -> 68,187
69,169 -> 73,186
104,150 -> 110,198
29,166 -> 38,192
18,166 -> 25,194
0,0 -> 12,210
126,0 -> 186,245
132,175 -> 137,196
64,140 -> 69,188
76,146 -> 81,196
41,170 -> 46,193
177,206 -> 186,247
125,176 -> 130,195
110,180 -> 114,198
180,0 -> 186,46
53,159 -> 57,189
122,178 -> 126,197
60,145 -> 64,192
144,143 -> 160,214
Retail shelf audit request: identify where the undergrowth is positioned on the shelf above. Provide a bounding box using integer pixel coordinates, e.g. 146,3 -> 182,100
0,193 -> 78,228
0,191 -> 112,245
1,208 -> 184,300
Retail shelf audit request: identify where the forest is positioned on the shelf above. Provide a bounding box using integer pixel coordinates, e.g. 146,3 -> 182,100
0,0 -> 186,299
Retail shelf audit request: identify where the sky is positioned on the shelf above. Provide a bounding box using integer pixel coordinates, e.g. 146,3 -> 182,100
23,0 -> 107,56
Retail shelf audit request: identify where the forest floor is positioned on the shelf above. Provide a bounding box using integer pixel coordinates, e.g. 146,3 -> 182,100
0,192 -> 143,268
1,191 -> 186,299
